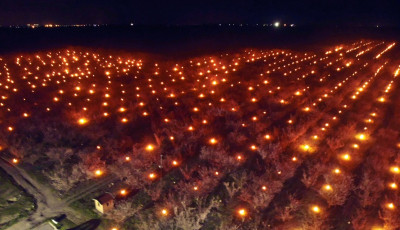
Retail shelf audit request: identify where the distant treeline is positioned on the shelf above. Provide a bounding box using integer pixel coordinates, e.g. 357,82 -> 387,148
0,25 -> 400,57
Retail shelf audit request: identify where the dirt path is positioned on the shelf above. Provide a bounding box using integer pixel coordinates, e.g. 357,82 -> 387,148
0,158 -> 85,230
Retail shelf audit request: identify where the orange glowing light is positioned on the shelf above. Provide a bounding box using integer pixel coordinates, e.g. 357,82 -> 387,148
311,205 -> 321,213
301,144 -> 310,151
389,183 -> 397,189
12,158 -> 19,164
95,169 -> 102,176
209,138 -> 217,145
148,173 -> 156,179
161,209 -> 168,216
371,226 -> 384,230
78,118 -> 88,125
238,208 -> 247,217
323,184 -> 332,191
341,154 -> 351,161
146,144 -> 154,151
333,168 -> 341,174
387,203 -> 395,210
390,166 -> 400,174
120,189 -> 127,195
356,134 -> 366,141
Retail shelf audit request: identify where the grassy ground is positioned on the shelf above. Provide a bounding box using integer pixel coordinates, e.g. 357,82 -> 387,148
69,199 -> 100,220
21,162 -> 61,196
60,218 -> 76,229
0,167 -> 35,229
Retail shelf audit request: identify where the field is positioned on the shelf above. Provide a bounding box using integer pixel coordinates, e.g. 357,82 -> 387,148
1,40 -> 400,229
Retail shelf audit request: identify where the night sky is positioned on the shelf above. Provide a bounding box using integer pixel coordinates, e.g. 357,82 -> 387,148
0,0 -> 399,26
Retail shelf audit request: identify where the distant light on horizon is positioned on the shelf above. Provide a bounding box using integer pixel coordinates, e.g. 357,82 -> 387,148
274,22 -> 280,27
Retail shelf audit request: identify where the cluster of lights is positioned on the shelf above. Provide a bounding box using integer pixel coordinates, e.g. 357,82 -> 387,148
1,41 -> 398,224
